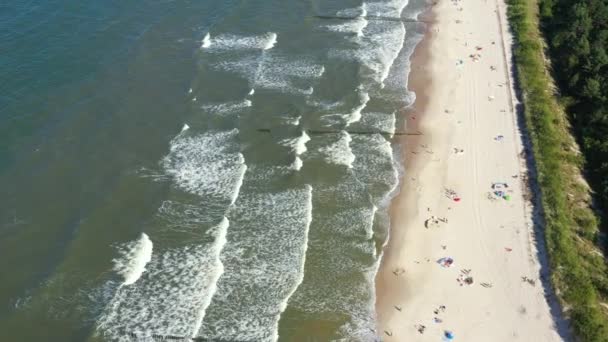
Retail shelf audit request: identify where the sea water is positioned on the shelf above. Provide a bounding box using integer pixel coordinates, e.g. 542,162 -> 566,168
0,0 -> 426,340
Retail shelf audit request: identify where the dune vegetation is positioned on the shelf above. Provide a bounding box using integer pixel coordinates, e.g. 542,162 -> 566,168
507,0 -> 608,339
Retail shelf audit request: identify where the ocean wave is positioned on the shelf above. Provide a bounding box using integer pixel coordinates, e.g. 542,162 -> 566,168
201,33 -> 211,48
201,32 -> 278,51
211,55 -> 260,80
284,134 -> 399,340
255,58 -> 324,94
195,186 -> 314,341
356,111 -> 396,136
96,218 -> 229,340
319,131 -> 355,168
162,129 -> 246,202
322,4 -> 368,38
230,158 -> 247,206
350,134 -> 398,203
283,115 -> 301,126
328,19 -> 405,89
263,32 -> 277,50
279,130 -> 310,156
112,233 -> 153,286
286,197 -> 379,341
318,89 -> 370,126
210,54 -> 322,95
320,18 -> 368,37
200,99 -> 252,116
291,156 -> 303,171
346,89 -> 370,125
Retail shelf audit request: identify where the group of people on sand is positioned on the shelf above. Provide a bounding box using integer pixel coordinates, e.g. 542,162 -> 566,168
425,215 -> 448,228
378,0 -> 549,340
490,182 -> 513,201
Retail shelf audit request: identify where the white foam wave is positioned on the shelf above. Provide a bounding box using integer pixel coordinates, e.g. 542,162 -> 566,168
275,185 -> 313,325
291,156 -> 303,171
363,0 -> 408,87
112,233 -> 153,286
283,115 -> 301,126
357,111 -> 396,136
211,57 -> 320,95
97,219 -> 229,339
195,187 -> 314,341
272,134 -> 398,341
203,32 -> 278,51
367,22 -> 406,87
367,205 -> 378,240
381,22 -> 424,96
329,18 -> 405,88
320,131 -> 355,168
358,5 -> 369,38
268,60 -> 325,79
255,58 -> 324,94
211,54 -> 322,96
230,156 -> 247,206
306,98 -> 345,111
211,55 -> 259,79
321,19 -> 367,37
163,129 -> 246,202
295,131 -> 310,155
318,65 -> 326,77
323,4 -> 368,38
346,90 -> 370,125
286,201 -> 380,341
200,99 -> 252,116
280,131 -> 310,156
350,134 -> 399,206
263,32 -> 277,50
191,217 -> 229,337
201,33 -> 211,48
256,78 -> 316,95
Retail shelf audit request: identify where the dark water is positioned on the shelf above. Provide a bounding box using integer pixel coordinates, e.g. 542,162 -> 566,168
0,0 -> 426,340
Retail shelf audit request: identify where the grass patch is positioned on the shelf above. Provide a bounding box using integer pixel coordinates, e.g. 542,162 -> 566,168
506,0 -> 608,340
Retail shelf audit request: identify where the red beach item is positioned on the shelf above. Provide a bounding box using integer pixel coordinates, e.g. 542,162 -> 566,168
453,197 -> 461,202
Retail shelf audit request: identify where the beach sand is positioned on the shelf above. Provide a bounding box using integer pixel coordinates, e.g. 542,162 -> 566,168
375,0 -> 567,340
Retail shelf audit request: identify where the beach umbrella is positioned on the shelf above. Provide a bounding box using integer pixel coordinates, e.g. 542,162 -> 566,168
445,331 -> 454,340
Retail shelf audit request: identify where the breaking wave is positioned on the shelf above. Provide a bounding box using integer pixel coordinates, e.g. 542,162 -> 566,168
112,233 -> 153,286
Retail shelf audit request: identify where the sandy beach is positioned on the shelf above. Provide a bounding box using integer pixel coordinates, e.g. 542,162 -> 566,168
375,0 -> 567,340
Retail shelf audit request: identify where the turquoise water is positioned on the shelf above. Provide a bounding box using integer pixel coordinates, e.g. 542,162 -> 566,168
0,0 -> 425,340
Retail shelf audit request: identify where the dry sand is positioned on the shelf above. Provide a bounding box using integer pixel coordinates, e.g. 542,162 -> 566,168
375,0 -> 568,340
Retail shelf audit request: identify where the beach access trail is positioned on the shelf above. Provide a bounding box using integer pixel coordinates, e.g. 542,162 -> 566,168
375,0 -> 567,340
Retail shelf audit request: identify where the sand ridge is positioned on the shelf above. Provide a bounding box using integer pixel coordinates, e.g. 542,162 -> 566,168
375,0 -> 567,340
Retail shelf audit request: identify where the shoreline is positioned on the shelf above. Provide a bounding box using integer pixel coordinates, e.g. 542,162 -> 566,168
375,0 -> 566,339
375,0 -> 435,319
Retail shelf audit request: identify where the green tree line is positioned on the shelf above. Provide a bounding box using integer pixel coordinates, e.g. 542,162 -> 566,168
540,0 -> 608,221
